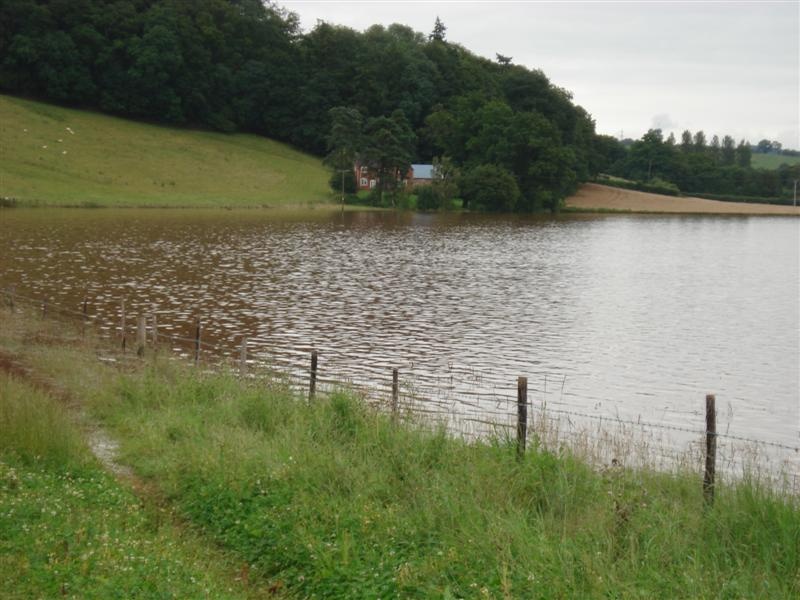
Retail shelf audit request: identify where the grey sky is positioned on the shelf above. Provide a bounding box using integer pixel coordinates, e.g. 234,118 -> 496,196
281,1 -> 799,148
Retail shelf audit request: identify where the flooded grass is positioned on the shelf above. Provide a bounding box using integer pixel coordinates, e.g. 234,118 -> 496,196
2,307 -> 799,598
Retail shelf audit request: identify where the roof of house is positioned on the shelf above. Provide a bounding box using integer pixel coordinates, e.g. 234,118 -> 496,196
411,164 -> 434,179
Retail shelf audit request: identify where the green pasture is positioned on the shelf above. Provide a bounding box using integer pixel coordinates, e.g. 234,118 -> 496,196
0,95 -> 330,208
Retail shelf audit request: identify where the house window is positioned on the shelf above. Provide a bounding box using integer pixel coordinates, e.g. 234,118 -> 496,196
360,178 -> 368,187
369,179 -> 377,189
360,166 -> 368,174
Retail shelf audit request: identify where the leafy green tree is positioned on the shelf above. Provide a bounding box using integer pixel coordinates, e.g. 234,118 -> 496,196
325,106 -> 364,202
126,23 -> 185,121
693,130 -> 707,153
756,139 -> 773,153
328,169 -> 356,195
709,135 -> 721,163
736,140 -> 752,168
361,110 -> 416,206
459,164 -> 520,211
680,130 -> 693,153
721,135 -> 736,166
590,134 -> 627,175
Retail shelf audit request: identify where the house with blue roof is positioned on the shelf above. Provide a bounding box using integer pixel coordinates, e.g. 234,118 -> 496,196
410,164 -> 434,186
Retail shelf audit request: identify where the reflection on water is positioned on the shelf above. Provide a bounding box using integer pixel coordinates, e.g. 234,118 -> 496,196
1,208 -> 798,468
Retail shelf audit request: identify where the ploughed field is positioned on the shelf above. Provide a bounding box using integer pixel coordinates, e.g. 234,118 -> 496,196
567,183 -> 800,215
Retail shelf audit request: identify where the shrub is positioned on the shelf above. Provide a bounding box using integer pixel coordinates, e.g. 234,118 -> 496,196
689,192 -> 792,205
459,164 -> 521,211
415,185 -> 441,210
596,174 -> 681,196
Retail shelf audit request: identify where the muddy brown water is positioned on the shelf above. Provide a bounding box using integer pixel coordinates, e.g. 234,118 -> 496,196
1,208 -> 798,475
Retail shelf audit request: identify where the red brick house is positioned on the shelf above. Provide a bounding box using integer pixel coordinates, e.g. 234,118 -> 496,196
353,162 -> 434,191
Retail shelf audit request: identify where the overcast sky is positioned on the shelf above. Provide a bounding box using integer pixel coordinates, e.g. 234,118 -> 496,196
281,1 -> 799,148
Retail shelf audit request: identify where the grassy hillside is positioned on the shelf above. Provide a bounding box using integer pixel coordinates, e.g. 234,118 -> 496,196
751,152 -> 800,170
0,95 -> 330,207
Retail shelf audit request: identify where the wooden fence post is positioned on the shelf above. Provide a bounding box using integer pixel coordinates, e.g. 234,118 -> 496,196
517,376 -> 528,460
392,368 -> 399,419
239,337 -> 248,376
151,313 -> 158,350
704,394 -> 717,505
308,350 -> 318,402
136,315 -> 146,357
194,317 -> 201,365
120,299 -> 126,352
81,298 -> 88,336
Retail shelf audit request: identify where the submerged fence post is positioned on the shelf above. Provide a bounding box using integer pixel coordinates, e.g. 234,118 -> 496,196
392,368 -> 399,419
81,298 -> 88,336
194,317 -> 201,365
136,315 -> 146,357
309,350 -> 318,402
704,393 -> 717,506
239,337 -> 247,377
120,299 -> 126,352
517,376 -> 528,460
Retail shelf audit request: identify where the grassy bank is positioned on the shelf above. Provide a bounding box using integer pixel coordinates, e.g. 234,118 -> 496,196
0,95 -> 330,208
0,374 -> 262,599
1,309 -> 799,598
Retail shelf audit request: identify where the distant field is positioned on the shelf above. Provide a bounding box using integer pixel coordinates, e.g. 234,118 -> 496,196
751,152 -> 800,169
0,95 -> 330,207
567,183 -> 800,215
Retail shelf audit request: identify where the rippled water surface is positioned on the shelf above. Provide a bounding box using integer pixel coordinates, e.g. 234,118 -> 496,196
1,208 -> 798,463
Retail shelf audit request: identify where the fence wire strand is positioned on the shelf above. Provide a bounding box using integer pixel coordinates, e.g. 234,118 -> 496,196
2,285 -> 799,472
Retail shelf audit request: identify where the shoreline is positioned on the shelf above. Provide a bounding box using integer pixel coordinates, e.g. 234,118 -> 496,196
4,183 -> 799,215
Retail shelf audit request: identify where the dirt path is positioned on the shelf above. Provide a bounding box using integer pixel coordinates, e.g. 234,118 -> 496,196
566,183 -> 800,215
0,348 -> 133,478
0,345 -> 281,595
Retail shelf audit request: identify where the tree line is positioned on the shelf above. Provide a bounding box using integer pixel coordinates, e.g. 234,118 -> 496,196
597,129 -> 798,201
1,0 -> 603,212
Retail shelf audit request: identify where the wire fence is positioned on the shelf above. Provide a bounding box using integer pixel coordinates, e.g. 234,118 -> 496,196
2,284 -> 799,495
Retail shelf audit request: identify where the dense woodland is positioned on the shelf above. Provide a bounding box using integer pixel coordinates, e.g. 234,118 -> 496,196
2,0 -> 796,209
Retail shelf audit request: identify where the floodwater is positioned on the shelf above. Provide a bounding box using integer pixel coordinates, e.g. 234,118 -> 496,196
1,208 -> 798,473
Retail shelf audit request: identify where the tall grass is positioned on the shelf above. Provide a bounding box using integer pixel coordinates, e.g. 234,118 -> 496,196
0,376 -> 87,468
0,373 -> 265,599
88,362 -> 800,598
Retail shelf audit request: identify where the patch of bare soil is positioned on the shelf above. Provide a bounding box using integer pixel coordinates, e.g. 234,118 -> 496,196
566,183 -> 800,215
